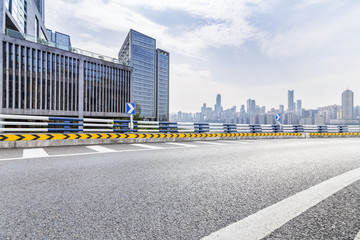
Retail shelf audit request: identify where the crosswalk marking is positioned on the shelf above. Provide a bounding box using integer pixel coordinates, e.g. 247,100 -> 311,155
86,145 -> 116,153
166,142 -> 196,147
23,148 -> 49,159
131,144 -> 163,150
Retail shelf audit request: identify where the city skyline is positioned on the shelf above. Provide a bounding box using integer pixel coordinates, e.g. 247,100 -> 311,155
171,89 -> 360,125
45,0 -> 360,112
172,89 -> 359,115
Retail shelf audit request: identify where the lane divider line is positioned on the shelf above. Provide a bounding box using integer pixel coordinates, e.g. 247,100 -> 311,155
131,144 -> 163,150
22,148 -> 49,159
354,231 -> 360,240
166,142 -> 196,147
86,145 -> 116,153
0,139 -> 250,162
196,141 -> 225,146
202,166 -> 360,240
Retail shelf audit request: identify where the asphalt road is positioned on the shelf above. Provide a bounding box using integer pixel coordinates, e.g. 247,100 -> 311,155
1,138 -> 360,239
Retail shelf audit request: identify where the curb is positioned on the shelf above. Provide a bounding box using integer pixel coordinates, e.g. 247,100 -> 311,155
0,132 -> 303,149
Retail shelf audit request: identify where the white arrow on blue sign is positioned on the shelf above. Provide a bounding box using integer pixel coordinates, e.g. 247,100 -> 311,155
275,113 -> 281,121
126,102 -> 135,114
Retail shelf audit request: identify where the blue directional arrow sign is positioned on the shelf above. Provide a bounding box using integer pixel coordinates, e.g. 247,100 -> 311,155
275,113 -> 281,121
126,102 -> 135,115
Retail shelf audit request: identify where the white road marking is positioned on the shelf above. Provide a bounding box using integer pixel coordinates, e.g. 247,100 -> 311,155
131,144 -> 163,150
23,148 -> 49,158
202,166 -> 360,240
218,141 -> 240,144
166,142 -> 196,147
354,231 -> 360,240
86,145 -> 116,153
233,141 -> 249,144
240,140 -> 269,143
196,141 -> 225,145
0,146 -> 184,162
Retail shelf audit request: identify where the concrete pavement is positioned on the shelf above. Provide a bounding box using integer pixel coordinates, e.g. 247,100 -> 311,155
1,138 -> 360,239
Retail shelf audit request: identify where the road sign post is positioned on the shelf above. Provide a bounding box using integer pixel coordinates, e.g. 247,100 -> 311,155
126,103 -> 136,130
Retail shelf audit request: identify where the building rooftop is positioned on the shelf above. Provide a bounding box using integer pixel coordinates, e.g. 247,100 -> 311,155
5,28 -> 128,66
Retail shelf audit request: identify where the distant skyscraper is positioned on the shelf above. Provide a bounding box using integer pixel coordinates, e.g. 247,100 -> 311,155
288,90 -> 294,112
342,90 -> 354,120
214,94 -> 222,116
296,100 -> 302,114
240,105 -> 245,112
216,94 -> 221,107
279,105 -> 284,113
247,99 -> 256,114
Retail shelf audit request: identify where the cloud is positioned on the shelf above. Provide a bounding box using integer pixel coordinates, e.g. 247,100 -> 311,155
46,0 -> 272,58
259,1 -> 360,60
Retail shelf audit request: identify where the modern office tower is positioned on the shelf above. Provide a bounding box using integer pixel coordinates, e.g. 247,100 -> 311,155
119,29 -> 169,120
156,49 -> 169,121
296,100 -> 302,114
342,89 -> 354,120
279,105 -> 284,113
246,99 -> 256,114
2,0 -> 48,39
0,0 -> 132,118
288,90 -> 294,112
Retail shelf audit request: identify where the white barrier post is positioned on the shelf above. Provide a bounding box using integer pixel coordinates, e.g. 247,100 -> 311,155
130,115 -> 134,130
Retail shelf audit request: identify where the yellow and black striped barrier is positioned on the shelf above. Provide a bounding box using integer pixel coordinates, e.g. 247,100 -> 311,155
309,132 -> 360,136
0,132 -> 303,142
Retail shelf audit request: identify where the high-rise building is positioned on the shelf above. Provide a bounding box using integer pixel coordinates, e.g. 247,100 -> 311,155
214,94 -> 222,116
279,105 -> 284,113
296,100 -> 302,114
3,0 -> 48,39
0,0 -> 132,119
288,90 -> 294,112
156,49 -> 169,121
119,29 -> 169,120
247,99 -> 256,114
342,90 -> 354,120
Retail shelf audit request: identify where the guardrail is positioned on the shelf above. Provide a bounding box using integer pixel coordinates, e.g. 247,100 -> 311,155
0,114 -> 360,134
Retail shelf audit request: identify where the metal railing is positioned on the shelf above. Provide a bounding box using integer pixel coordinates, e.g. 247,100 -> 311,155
5,28 -> 126,65
1,114 -> 360,134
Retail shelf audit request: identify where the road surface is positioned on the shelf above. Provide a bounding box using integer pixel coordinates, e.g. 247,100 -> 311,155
1,138 -> 360,239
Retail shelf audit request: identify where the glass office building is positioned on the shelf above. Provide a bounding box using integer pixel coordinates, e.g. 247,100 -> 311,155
156,49 -> 169,121
119,29 -> 169,121
0,0 -> 133,118
3,0 -> 47,39
119,29 -> 156,119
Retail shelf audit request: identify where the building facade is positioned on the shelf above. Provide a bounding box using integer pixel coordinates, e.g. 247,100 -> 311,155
1,0 -> 132,119
156,49 -> 169,121
119,29 -> 169,121
342,89 -> 354,120
3,0 -> 48,40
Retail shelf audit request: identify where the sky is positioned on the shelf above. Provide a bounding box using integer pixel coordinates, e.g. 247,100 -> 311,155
45,0 -> 360,113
